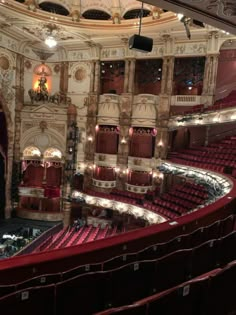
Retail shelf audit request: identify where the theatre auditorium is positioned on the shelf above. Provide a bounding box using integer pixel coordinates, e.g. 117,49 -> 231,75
0,0 -> 236,314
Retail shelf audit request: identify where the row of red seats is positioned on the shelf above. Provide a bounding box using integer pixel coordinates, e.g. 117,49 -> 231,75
3,215 -> 233,287
174,183 -> 208,199
170,158 -> 226,173
111,188 -> 145,201
1,230 -> 236,315
172,152 -> 234,168
35,224 -> 119,253
96,261 -> 236,315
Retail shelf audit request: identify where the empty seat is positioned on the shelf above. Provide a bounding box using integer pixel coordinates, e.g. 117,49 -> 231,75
0,285 -> 55,315
191,239 -> 220,278
109,260 -> 156,308
56,271 -> 108,315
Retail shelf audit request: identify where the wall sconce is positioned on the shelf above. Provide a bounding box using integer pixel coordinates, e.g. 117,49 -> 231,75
152,172 -> 158,178
121,137 -> 127,144
157,140 -> 163,148
88,135 -> 93,142
68,147 -> 73,154
115,167 -> 120,173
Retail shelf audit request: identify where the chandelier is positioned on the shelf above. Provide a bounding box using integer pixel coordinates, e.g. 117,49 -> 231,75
43,24 -> 58,48
45,35 -> 57,48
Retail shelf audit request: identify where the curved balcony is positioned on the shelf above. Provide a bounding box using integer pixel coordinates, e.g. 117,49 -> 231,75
125,183 -> 153,194
92,178 -> 116,189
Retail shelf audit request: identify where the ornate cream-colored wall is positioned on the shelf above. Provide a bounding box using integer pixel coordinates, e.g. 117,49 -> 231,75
20,104 -> 68,157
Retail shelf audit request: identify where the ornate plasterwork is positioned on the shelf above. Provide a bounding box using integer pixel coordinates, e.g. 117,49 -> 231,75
0,33 -> 18,52
98,94 -> 120,119
0,49 -> 16,117
70,62 -> 90,82
132,94 -> 157,127
22,23 -> 74,44
101,47 -> 125,59
21,104 -> 68,155
174,42 -> 207,56
22,121 -> 66,137
68,50 -> 92,61
21,128 -> 66,156
94,153 -> 117,167
72,190 -> 166,224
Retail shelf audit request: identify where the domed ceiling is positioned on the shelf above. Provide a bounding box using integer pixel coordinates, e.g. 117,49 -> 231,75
0,0 -> 179,50
0,0 -> 234,56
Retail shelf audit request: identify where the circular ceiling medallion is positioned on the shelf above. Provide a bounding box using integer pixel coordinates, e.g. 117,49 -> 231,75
74,67 -> 87,82
0,56 -> 10,70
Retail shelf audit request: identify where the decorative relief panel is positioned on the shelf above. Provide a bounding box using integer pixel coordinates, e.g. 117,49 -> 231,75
128,156 -> 153,172
50,124 -> 66,137
101,47 -> 125,59
69,62 -> 90,95
98,94 -> 120,118
94,153 -> 117,167
135,45 -> 164,58
68,50 -> 91,61
175,42 -> 207,55
0,33 -> 18,52
0,48 -> 16,115
132,94 -> 157,127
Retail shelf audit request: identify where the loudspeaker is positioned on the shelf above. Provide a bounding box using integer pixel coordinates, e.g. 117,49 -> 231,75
129,34 -> 153,53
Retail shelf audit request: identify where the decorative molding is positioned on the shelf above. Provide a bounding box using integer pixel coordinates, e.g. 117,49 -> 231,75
126,183 -> 153,194
92,179 -> 116,189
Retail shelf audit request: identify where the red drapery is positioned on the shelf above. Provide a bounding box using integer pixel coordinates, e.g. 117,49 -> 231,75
93,167 -> 115,181
128,171 -> 151,186
46,167 -> 61,187
96,132 -> 118,154
23,164 -> 44,186
130,134 -> 153,158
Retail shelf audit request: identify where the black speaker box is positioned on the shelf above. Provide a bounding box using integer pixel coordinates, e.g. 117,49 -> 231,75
129,34 -> 153,53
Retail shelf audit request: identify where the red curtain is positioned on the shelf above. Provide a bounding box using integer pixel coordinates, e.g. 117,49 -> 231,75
94,167 -> 115,181
46,167 -> 61,187
130,134 -> 152,158
96,132 -> 118,154
129,171 -> 151,186
23,165 -> 44,186
42,198 -> 60,212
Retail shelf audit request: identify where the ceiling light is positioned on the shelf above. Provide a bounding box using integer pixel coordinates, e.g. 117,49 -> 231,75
177,13 -> 184,20
45,36 -> 57,48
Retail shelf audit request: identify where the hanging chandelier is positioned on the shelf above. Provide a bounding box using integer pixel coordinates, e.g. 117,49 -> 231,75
45,35 -> 57,48
43,24 -> 58,48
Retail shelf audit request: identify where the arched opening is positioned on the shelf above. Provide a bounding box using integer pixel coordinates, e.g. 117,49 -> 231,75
38,2 -> 69,16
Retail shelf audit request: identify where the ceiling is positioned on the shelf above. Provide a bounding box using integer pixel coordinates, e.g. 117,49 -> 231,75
0,0 -> 234,55
0,0 -> 208,51
141,0 -> 236,35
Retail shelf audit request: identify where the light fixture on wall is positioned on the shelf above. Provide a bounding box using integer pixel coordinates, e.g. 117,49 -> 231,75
45,35 -> 57,48
43,24 -> 58,48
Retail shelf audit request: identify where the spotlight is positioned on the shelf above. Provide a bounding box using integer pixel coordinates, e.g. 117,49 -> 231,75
180,16 -> 191,40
